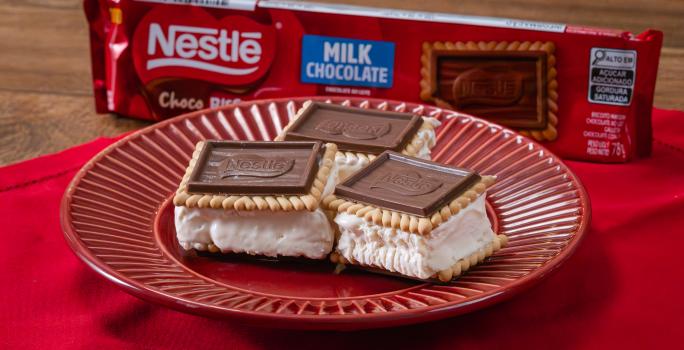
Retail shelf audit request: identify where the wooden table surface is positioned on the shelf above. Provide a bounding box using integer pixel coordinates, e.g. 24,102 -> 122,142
1,0 -> 682,165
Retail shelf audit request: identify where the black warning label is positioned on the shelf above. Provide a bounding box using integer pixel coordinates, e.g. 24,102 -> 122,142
589,85 -> 633,105
588,48 -> 637,106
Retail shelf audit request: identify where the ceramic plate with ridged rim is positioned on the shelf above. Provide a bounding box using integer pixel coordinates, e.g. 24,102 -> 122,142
61,97 -> 590,330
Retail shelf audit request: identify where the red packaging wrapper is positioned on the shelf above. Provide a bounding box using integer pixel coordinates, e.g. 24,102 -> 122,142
84,0 -> 663,162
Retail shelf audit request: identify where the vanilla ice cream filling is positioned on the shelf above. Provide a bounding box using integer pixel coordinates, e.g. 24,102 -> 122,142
334,194 -> 494,279
334,118 -> 440,181
412,118 -> 440,158
174,207 -> 334,259
174,156 -> 339,259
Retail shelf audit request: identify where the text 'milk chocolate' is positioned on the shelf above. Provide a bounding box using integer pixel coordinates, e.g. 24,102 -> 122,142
187,141 -> 322,195
335,151 -> 481,216
282,102 -> 422,154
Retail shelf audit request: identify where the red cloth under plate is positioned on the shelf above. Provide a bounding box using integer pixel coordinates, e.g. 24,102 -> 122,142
1,109 -> 683,349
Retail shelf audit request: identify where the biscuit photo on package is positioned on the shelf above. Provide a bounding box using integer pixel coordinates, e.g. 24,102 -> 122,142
173,140 -> 339,259
420,41 -> 558,141
276,101 -> 441,181
324,151 -> 507,282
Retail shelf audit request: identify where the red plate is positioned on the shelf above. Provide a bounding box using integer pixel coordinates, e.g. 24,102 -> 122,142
61,97 -> 590,330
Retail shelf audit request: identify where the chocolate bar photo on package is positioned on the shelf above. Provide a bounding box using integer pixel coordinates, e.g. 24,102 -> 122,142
420,41 -> 558,141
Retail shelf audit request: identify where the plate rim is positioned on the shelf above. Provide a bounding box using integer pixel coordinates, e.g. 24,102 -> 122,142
60,96 -> 591,329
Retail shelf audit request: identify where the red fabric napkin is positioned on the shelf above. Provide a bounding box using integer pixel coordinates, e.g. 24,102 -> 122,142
2,109 -> 683,349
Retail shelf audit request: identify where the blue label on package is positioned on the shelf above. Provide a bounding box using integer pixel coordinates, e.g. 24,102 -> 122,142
300,35 -> 395,88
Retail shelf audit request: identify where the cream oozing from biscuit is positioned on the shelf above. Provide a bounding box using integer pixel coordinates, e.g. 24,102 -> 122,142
334,152 -> 373,181
413,117 -> 440,158
175,207 -> 334,259
174,154 -> 339,259
334,194 -> 494,279
334,117 -> 440,181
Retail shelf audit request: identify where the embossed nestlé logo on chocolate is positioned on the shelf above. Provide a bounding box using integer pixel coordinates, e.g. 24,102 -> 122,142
452,68 -> 523,107
217,154 -> 294,178
315,120 -> 391,140
370,171 -> 442,196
